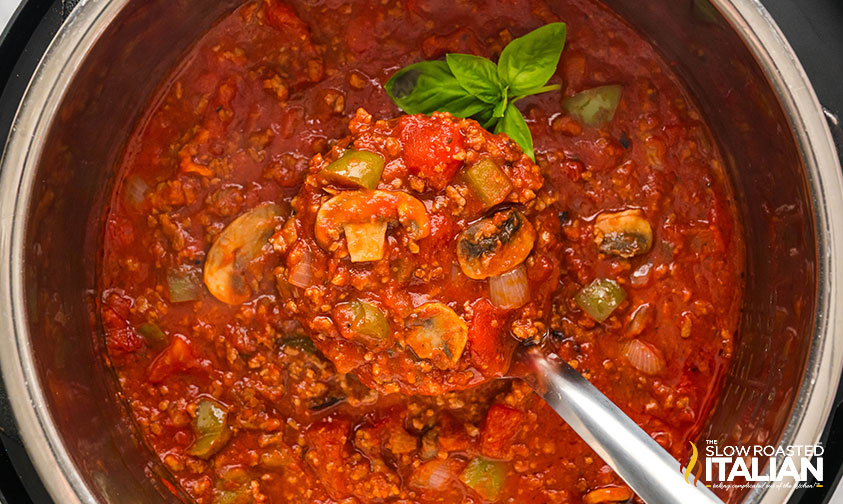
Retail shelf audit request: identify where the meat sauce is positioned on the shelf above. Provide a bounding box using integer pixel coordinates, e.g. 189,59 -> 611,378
99,0 -> 744,502
273,110 -> 555,395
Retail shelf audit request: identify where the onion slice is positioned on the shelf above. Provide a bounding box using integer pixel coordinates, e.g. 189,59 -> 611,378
288,249 -> 313,288
125,175 -> 150,206
621,339 -> 665,375
411,459 -> 454,490
489,265 -> 530,309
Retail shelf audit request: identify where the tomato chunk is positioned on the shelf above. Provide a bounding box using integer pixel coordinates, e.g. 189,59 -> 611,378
102,292 -> 143,354
147,335 -> 197,383
263,0 -> 308,32
480,404 -> 525,459
467,299 -> 509,374
399,114 -> 464,189
305,417 -> 353,498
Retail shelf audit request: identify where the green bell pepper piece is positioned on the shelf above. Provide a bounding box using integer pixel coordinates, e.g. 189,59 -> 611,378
575,278 -> 627,322
463,158 -> 513,207
322,149 -> 385,189
460,457 -> 507,501
186,398 -> 231,459
563,85 -> 622,128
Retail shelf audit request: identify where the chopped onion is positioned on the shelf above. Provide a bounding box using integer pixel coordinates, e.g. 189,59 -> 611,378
125,175 -> 150,206
621,339 -> 665,375
288,249 -> 313,288
412,459 -> 453,490
630,262 -> 652,287
489,265 -> 530,309
424,461 -> 451,489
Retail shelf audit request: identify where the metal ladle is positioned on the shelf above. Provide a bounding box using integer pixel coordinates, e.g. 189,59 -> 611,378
527,350 -> 723,504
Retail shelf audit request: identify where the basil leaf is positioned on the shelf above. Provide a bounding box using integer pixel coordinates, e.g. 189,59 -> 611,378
385,60 -> 491,117
495,103 -> 534,161
446,53 -> 502,104
492,91 -> 508,118
475,109 -> 497,130
513,83 -> 562,99
497,22 -> 567,96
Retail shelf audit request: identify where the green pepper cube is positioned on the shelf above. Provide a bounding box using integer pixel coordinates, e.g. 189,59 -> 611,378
460,457 -> 507,501
337,300 -> 390,345
563,85 -> 622,128
321,149 -> 385,189
187,398 -> 231,459
167,267 -> 201,303
463,158 -> 513,207
138,322 -> 168,347
213,468 -> 252,504
213,489 -> 252,504
575,278 -> 627,323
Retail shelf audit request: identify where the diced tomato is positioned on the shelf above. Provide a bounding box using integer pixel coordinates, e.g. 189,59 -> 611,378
106,326 -> 144,354
147,335 -> 197,383
305,417 -> 352,497
436,414 -> 472,453
320,339 -> 367,375
105,216 -> 135,248
102,292 -> 142,354
263,0 -> 308,33
480,404 -> 525,459
467,299 -> 507,374
306,417 -> 351,460
399,115 -> 465,189
102,290 -> 133,319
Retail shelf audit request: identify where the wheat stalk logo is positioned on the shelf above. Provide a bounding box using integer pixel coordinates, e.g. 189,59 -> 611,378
684,441 -> 699,484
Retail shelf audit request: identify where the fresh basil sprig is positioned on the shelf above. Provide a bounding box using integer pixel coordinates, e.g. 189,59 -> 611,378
385,22 -> 567,161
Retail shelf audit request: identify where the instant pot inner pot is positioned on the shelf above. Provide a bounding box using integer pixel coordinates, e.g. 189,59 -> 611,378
19,0 -> 816,502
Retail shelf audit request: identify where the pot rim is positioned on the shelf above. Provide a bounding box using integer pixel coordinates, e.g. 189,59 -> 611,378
717,1 -> 843,501
0,1 -> 841,503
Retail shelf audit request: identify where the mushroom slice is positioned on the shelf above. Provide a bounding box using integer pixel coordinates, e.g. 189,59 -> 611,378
204,203 -> 283,305
314,190 -> 430,262
594,209 -> 653,258
404,302 -> 468,369
457,209 -> 536,280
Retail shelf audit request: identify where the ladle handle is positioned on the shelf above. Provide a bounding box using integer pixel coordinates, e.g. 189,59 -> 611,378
529,353 -> 723,504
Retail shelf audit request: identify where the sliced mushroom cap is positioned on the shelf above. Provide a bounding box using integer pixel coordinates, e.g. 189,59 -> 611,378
404,302 -> 468,369
457,209 -> 536,280
314,190 -> 430,262
204,203 -> 283,305
594,209 -> 653,258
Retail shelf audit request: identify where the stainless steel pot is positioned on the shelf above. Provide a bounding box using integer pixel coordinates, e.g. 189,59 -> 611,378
1,0 -> 841,502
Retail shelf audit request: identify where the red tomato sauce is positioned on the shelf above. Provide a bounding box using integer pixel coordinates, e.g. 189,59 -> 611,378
98,0 -> 744,502
273,109 -> 552,395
